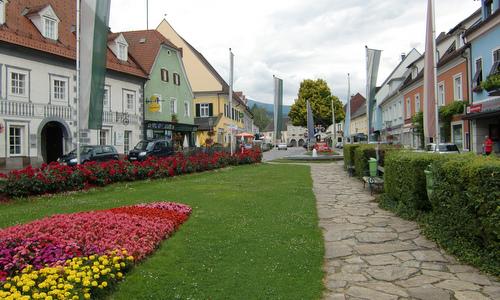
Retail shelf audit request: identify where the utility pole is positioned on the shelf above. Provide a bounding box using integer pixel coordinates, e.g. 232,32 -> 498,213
228,48 -> 234,155
76,0 -> 81,165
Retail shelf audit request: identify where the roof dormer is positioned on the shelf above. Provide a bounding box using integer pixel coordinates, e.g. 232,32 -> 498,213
108,33 -> 128,62
0,0 -> 6,26
24,4 -> 60,40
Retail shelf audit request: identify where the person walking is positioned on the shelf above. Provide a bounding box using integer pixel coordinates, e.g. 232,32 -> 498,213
484,135 -> 493,156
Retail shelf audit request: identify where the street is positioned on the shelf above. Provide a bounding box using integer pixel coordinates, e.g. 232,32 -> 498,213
262,146 -> 305,162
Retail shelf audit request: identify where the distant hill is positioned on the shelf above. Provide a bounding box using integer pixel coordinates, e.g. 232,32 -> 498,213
247,99 -> 291,117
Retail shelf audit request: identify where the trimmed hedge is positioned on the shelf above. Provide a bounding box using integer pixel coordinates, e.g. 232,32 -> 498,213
382,151 -> 445,216
426,155 -> 500,274
380,152 -> 500,275
352,144 -> 400,178
343,144 -> 360,170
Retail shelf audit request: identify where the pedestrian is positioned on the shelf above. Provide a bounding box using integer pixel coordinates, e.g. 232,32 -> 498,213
484,135 -> 493,156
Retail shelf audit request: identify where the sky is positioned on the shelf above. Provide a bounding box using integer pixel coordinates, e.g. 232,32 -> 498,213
109,0 -> 481,105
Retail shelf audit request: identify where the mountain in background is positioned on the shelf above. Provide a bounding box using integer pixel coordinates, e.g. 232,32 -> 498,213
247,99 -> 291,117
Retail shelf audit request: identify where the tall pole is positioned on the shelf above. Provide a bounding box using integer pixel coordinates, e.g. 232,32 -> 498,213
366,46 -> 371,143
146,0 -> 149,30
431,0 -> 440,147
228,48 -> 234,155
331,98 -> 336,146
347,73 -> 351,143
76,0 -> 81,165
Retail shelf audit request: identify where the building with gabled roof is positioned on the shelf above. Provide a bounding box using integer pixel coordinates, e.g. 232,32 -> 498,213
0,0 -> 147,168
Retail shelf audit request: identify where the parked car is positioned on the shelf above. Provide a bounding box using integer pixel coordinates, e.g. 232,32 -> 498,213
425,143 -> 460,154
277,143 -> 288,150
335,142 -> 343,149
128,140 -> 174,161
58,145 -> 119,166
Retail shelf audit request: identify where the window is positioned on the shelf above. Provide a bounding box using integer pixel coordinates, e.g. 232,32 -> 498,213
161,69 -> 169,82
43,17 -> 57,40
411,67 -> 418,79
124,131 -> 132,153
485,0 -> 493,17
52,78 -> 66,101
398,101 -> 403,120
11,72 -> 27,96
173,73 -> 181,86
489,49 -> 500,76
453,75 -> 463,100
438,82 -> 445,106
452,124 -> 463,150
406,98 -> 411,118
99,130 -> 108,146
200,103 -> 209,117
117,43 -> 127,61
473,58 -> 483,88
415,94 -> 421,113
0,0 -> 5,25
123,91 -> 135,111
103,86 -> 110,110
170,98 -> 177,114
9,126 -> 23,156
184,101 -> 190,117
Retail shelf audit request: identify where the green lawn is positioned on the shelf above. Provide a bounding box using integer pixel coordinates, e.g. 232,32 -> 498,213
0,164 -> 324,300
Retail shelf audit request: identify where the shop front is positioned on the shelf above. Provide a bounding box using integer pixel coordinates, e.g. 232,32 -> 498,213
464,97 -> 500,154
145,121 -> 197,150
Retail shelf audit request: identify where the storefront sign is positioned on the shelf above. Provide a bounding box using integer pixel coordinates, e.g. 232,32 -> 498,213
467,97 -> 500,114
147,95 -> 162,113
145,121 -> 197,133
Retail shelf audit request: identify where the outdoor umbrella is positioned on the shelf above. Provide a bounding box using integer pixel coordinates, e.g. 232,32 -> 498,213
183,135 -> 189,148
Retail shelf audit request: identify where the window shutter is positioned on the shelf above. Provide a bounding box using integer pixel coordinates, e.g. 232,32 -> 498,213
209,103 -> 213,116
196,104 -> 200,117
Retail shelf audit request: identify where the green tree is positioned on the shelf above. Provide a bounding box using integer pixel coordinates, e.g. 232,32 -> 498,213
288,79 -> 344,128
250,104 -> 271,132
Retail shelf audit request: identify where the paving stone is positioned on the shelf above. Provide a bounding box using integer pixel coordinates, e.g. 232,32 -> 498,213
346,286 -> 398,300
421,262 -> 446,271
365,266 -> 419,281
392,223 -> 417,233
447,264 -> 477,273
355,232 -> 398,243
392,251 -> 414,262
421,269 -> 457,280
408,286 -> 452,300
357,282 -> 409,297
412,236 -> 438,248
396,275 -> 441,287
454,291 -> 490,300
324,293 -> 346,300
344,256 -> 364,264
483,286 -> 500,299
343,208 -> 374,216
455,272 -> 491,286
328,273 -> 368,282
435,279 -> 481,291
325,243 -> 353,258
398,230 -> 420,240
362,254 -> 399,266
354,242 -> 419,255
411,250 -> 447,262
341,264 -> 362,273
401,260 -> 420,268
326,280 -> 347,289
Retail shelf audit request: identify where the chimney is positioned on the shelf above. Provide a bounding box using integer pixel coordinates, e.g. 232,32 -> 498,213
401,53 -> 406,61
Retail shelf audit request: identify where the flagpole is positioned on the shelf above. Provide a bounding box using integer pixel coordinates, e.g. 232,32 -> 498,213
366,46 -> 371,143
229,48 -> 234,155
76,0 -> 81,165
146,0 -> 149,30
331,98 -> 336,147
347,73 -> 351,143
431,0 -> 440,147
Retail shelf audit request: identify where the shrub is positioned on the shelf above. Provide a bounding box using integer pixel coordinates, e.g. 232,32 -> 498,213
425,155 -> 500,274
352,144 -> 400,178
343,144 -> 359,170
382,151 -> 446,217
0,150 -> 262,198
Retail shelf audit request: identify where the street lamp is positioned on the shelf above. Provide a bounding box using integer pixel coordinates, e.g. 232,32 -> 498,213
331,98 -> 336,146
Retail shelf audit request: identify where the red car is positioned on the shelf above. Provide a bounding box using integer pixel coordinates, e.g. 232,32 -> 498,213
314,142 -> 332,153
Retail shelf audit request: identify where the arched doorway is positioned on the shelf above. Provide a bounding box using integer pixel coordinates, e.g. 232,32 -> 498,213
41,121 -> 65,163
289,139 -> 297,147
298,139 -> 305,147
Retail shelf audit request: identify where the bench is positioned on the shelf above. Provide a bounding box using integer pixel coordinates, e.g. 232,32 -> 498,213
362,176 -> 384,195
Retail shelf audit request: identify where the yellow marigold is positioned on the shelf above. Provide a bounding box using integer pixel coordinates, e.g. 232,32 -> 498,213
101,281 -> 108,287
91,281 -> 98,287
84,293 -> 91,299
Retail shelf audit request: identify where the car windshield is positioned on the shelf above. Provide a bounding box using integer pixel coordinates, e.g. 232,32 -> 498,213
439,144 -> 458,152
69,146 -> 93,155
134,141 -> 154,151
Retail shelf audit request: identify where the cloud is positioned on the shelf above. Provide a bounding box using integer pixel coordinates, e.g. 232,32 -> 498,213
110,0 -> 481,106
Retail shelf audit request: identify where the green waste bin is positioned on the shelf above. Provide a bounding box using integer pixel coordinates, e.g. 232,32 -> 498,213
424,165 -> 434,198
368,158 -> 378,177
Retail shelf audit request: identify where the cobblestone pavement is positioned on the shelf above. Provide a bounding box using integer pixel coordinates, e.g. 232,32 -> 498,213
311,162 -> 500,300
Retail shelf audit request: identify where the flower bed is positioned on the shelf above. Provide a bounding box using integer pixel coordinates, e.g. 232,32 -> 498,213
0,202 -> 192,299
0,149 -> 262,198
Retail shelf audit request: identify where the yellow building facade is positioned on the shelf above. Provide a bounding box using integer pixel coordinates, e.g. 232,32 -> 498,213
156,20 -> 249,147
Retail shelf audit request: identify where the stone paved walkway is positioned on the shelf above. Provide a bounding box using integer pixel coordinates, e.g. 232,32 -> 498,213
311,162 -> 500,300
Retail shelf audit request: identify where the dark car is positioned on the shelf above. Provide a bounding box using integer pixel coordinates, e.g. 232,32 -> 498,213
128,140 -> 174,162
58,145 -> 119,166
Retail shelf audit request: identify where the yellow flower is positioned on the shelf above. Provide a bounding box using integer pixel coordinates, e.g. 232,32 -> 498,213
22,285 -> 30,292
101,281 -> 108,287
3,283 -> 11,289
84,293 -> 91,299
91,281 -> 98,287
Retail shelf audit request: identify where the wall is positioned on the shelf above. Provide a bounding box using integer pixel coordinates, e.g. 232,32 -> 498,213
350,114 -> 368,136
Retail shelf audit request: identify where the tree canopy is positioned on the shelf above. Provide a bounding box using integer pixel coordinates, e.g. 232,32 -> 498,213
250,104 -> 271,132
288,79 -> 344,128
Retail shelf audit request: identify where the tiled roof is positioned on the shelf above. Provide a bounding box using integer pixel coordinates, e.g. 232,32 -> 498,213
0,0 -> 147,78
344,93 -> 366,115
122,30 -> 181,74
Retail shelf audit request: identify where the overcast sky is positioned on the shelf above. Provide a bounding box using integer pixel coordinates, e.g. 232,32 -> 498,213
110,0 -> 481,105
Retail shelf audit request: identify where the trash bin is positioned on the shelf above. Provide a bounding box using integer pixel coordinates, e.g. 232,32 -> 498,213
368,158 -> 378,177
424,165 -> 434,198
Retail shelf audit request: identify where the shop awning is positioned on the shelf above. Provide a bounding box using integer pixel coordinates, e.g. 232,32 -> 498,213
462,110 -> 500,120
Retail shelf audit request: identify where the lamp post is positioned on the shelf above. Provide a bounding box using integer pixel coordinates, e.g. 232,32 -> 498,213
331,98 -> 336,147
